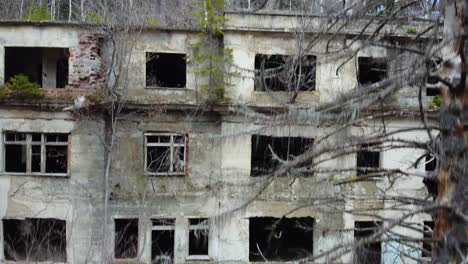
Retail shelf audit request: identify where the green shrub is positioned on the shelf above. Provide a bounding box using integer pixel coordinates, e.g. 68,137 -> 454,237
0,74 -> 44,100
23,2 -> 50,21
145,17 -> 159,27
406,28 -> 417,34
86,11 -> 104,23
429,95 -> 443,109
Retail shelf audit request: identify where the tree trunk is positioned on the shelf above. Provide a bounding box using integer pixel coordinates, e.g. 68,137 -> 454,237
434,0 -> 468,263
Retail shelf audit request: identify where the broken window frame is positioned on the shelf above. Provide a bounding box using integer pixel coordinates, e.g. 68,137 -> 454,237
353,221 -> 382,264
145,52 -> 187,89
357,57 -> 388,85
144,133 -> 187,176
254,54 -> 317,92
356,143 -> 381,176
3,132 -> 70,176
3,218 -> 67,262
187,218 -> 209,259
249,217 -> 314,261
151,218 -> 176,264
250,135 -> 314,177
114,218 -> 139,260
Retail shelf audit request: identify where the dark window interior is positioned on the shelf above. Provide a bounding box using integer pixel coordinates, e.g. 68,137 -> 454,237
356,143 -> 380,176
249,217 -> 314,261
255,54 -> 316,91
45,145 -> 68,173
146,52 -> 186,88
422,221 -> 434,258
5,47 -> 69,88
115,218 -> 138,259
251,135 -> 313,176
152,219 -> 175,263
5,145 -> 27,173
3,218 -> 66,262
426,87 -> 441,96
358,57 -> 388,85
354,221 -> 381,264
188,218 -> 209,256
425,154 -> 437,171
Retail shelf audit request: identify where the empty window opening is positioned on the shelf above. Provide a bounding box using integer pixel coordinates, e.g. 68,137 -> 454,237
146,52 -> 186,88
152,219 -> 175,264
354,221 -> 382,264
188,218 -> 209,256
114,218 -> 138,259
426,87 -> 441,96
3,218 -> 66,262
145,133 -> 186,176
249,217 -> 314,261
425,154 -> 437,171
251,135 -> 313,176
422,221 -> 434,258
5,47 -> 69,88
356,143 -> 380,176
255,54 -> 316,92
4,132 -> 69,175
357,57 -> 388,85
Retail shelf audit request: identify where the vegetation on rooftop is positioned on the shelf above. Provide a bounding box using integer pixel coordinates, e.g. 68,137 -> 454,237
0,74 -> 44,100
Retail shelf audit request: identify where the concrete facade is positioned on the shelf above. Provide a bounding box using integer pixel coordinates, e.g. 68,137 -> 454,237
0,14 -> 437,264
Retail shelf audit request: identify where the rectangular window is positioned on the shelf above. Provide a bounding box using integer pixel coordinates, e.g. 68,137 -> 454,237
249,217 -> 314,261
358,57 -> 388,85
422,221 -> 434,258
251,135 -> 313,176
3,132 -> 69,175
356,143 -> 380,176
3,218 -> 66,262
5,47 -> 69,88
145,133 -> 186,176
152,219 -> 175,263
354,221 -> 382,264
146,52 -> 186,88
188,218 -> 209,257
254,54 -> 316,92
114,218 -> 138,259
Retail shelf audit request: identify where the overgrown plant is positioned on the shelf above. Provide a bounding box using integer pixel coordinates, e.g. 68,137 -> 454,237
191,0 -> 234,104
0,74 -> 44,100
23,2 -> 50,21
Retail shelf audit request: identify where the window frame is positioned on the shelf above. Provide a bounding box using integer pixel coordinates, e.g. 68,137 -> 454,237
145,52 -> 187,89
114,218 -> 139,260
186,218 -> 210,260
144,133 -> 187,176
151,218 -> 176,263
356,143 -> 381,176
2,132 -> 70,177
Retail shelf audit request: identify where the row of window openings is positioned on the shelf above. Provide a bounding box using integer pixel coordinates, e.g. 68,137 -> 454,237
3,47 -> 440,96
3,218 -> 433,262
2,133 -> 436,176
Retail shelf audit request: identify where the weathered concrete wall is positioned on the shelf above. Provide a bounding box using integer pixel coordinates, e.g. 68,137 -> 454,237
0,109 -> 106,263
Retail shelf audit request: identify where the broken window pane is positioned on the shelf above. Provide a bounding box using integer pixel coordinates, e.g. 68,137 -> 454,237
152,219 -> 175,263
5,47 -> 69,88
357,57 -> 388,85
3,132 -> 69,175
3,218 -> 66,262
188,218 -> 209,256
356,143 -> 380,176
422,221 -> 434,258
249,217 -> 314,261
146,53 -> 186,88
115,218 -> 139,259
354,221 -> 382,264
45,146 -> 68,173
255,54 -> 316,92
251,135 -> 313,176
145,134 -> 186,176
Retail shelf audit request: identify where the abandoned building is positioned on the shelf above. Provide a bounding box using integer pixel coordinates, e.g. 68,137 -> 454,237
0,4 -> 439,264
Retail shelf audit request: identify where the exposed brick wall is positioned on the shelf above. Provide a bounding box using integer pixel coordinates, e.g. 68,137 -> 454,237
69,34 -> 104,89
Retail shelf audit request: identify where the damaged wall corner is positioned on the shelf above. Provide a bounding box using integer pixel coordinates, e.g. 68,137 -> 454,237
69,34 -> 104,89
